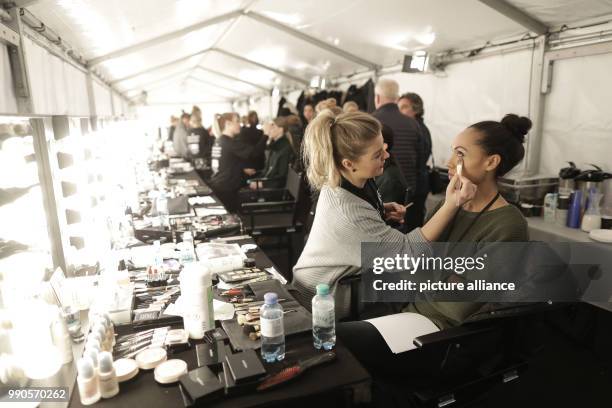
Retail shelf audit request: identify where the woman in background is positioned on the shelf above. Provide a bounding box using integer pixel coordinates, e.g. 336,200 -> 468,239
249,117 -> 295,190
208,113 -> 267,212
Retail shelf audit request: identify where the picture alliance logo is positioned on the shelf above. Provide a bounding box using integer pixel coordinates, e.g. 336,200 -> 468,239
372,253 -> 488,275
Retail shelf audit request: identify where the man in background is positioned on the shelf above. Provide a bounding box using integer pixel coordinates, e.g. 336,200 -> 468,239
372,79 -> 424,231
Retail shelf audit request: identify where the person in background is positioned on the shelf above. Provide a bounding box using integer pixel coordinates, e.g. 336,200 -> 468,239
373,79 -> 424,231
238,111 -> 266,175
168,116 -> 178,141
315,98 -> 338,114
189,111 -> 214,166
375,124 -> 408,206
343,101 -> 359,113
302,103 -> 315,125
285,114 -> 304,154
399,92 -> 432,228
172,112 -> 190,158
209,112 -> 267,212
249,117 -> 295,190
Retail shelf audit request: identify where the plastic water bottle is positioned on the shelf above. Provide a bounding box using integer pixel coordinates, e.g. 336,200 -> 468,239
180,231 -> 196,264
312,284 -> 336,350
156,191 -> 169,228
260,292 -> 285,363
153,240 -> 163,268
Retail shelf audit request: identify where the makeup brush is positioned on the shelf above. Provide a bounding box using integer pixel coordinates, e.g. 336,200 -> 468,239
256,352 -> 336,391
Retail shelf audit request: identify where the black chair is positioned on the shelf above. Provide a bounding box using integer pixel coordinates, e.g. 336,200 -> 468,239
337,242 -> 585,407
406,303 -> 560,408
239,167 -> 310,274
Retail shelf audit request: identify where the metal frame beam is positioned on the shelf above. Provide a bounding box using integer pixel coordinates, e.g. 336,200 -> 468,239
88,9 -> 243,67
211,47 -> 309,86
110,48 -> 212,85
186,75 -> 249,97
478,0 -> 548,35
244,11 -> 380,70
122,70 -> 192,94
195,65 -> 269,92
522,35 -> 547,177
196,65 -> 270,92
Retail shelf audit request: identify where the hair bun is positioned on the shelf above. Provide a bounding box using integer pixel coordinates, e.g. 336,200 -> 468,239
501,114 -> 531,143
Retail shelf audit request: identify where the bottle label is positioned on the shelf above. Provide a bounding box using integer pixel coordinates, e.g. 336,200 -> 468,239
313,307 -> 335,328
261,316 -> 284,338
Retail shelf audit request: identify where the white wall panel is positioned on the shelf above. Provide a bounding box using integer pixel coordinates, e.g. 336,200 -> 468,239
112,92 -> 123,116
540,52 -> 612,175
64,63 -> 90,116
0,44 -> 18,114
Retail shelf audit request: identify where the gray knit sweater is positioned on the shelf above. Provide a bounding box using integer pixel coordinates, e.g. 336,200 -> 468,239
292,185 -> 432,317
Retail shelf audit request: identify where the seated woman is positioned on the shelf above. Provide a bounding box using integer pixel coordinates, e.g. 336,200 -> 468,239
247,117 -> 295,190
208,112 -> 267,212
336,113 -> 531,379
292,110 -> 476,317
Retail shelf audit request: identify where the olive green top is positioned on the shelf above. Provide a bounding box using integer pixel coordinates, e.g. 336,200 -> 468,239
403,198 -> 529,329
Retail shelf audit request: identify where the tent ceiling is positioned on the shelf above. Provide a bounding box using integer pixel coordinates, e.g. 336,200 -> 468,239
506,0 -> 612,27
24,0 -> 612,104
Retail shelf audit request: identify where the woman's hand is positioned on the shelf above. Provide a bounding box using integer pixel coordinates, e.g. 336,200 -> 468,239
445,173 -> 477,208
384,202 -> 406,223
243,168 -> 257,176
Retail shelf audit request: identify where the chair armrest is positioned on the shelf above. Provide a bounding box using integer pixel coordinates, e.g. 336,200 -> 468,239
241,200 -> 294,211
246,177 -> 273,183
413,324 -> 495,348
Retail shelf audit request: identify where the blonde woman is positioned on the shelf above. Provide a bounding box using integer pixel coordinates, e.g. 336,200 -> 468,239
292,111 -> 476,316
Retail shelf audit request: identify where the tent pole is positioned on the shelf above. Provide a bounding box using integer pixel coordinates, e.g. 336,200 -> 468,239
523,35 -> 547,177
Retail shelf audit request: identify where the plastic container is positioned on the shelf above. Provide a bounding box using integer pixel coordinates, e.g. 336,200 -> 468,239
567,190 -> 583,229
180,231 -> 196,264
156,191 -> 169,228
77,357 -> 101,406
312,284 -> 336,350
98,352 -> 120,398
543,193 -> 557,223
260,292 -> 285,363
179,263 -> 214,339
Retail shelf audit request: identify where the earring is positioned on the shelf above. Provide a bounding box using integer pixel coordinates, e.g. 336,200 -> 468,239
352,169 -> 357,172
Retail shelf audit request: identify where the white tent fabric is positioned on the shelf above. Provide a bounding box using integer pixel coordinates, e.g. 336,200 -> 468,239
540,52 -> 612,175
0,44 -> 18,114
5,0 -> 612,174
23,37 -> 90,115
92,80 -> 113,117
379,49 -> 532,169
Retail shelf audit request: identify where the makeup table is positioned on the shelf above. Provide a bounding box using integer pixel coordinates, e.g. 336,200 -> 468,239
63,169 -> 371,408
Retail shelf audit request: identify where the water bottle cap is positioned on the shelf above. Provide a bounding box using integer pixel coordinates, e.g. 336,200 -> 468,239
316,284 -> 330,296
264,292 -> 278,305
78,357 -> 95,379
98,351 -> 114,374
154,240 -> 161,248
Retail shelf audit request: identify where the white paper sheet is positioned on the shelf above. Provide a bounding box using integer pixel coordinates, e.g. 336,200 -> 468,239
195,207 -> 227,217
188,196 -> 216,205
365,312 -> 440,354
164,298 -> 235,321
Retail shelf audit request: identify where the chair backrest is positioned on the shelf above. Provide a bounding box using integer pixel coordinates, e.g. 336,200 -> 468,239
285,166 -> 301,201
283,166 -> 312,227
